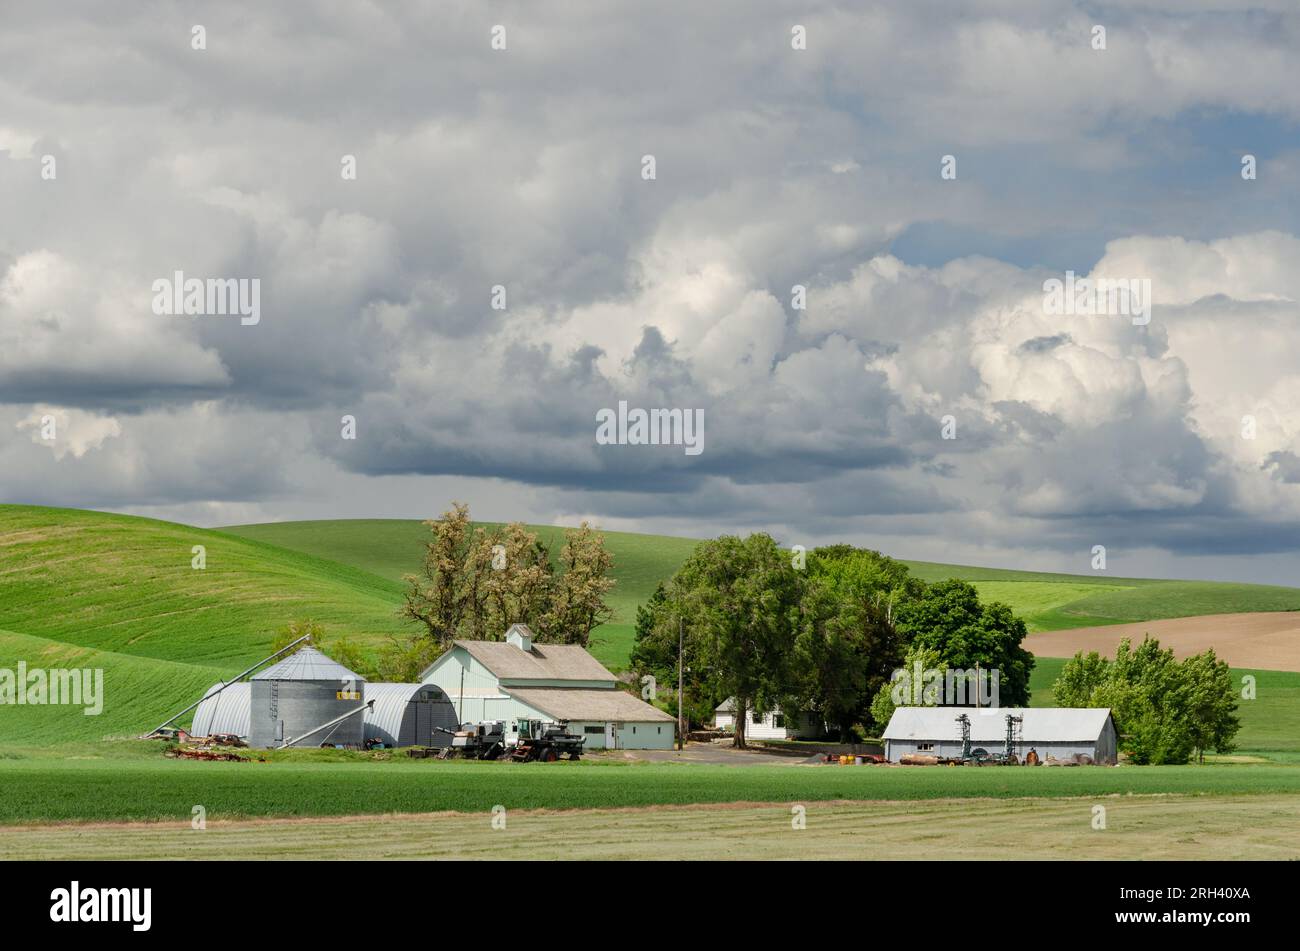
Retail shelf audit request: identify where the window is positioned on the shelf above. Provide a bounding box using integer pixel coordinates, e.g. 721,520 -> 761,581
584,726 -> 603,735
657,727 -> 662,734
773,714 -> 785,728
917,743 -> 935,752
632,726 -> 637,734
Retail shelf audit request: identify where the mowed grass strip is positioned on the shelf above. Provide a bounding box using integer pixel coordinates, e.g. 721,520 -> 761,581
0,755 -> 1297,825
0,505 -> 412,667
5,794 -> 1297,861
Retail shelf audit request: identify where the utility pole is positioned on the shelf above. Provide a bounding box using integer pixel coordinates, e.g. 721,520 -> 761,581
677,616 -> 684,750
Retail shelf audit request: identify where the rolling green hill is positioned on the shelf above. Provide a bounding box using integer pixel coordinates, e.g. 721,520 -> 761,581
229,520 -> 1300,645
222,518 -> 700,668
0,505 -> 411,668
0,628 -> 224,745
3,505 -> 1299,750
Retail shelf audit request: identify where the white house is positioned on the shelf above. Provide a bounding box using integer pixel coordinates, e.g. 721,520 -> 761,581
421,624 -> 675,750
713,698 -> 822,740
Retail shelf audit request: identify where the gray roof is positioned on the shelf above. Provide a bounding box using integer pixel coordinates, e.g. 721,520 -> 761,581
883,706 -> 1113,743
192,682 -> 251,737
451,639 -> 616,683
252,646 -> 365,682
506,686 -> 675,722
714,697 -> 782,714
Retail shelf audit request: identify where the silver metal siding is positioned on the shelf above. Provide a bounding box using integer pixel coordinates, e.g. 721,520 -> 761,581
249,679 -> 366,748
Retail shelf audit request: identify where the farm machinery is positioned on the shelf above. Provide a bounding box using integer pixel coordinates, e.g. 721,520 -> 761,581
423,721 -> 508,760
931,712 -> 1023,766
416,717 -> 585,761
505,718 -> 585,761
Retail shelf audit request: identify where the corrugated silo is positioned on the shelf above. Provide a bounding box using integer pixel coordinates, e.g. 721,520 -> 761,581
363,683 -> 460,748
249,647 -> 367,748
192,682 -> 251,739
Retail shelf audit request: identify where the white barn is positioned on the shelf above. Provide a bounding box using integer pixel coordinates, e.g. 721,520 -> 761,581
421,624 -> 675,750
713,698 -> 822,740
882,706 -> 1118,764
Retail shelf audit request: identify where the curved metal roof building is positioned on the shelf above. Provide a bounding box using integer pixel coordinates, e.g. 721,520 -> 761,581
363,683 -> 459,748
192,682 -> 251,738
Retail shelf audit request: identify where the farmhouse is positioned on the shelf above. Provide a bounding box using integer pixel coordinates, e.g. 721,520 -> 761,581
421,624 -> 675,749
882,706 -> 1118,764
713,698 -> 822,740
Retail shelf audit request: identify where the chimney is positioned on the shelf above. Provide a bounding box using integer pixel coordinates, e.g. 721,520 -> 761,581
506,624 -> 533,652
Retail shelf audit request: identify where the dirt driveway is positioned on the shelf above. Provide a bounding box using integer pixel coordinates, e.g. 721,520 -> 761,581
1029,611 -> 1300,671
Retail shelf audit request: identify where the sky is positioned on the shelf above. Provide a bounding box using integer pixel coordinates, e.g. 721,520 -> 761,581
2,1 -> 1300,583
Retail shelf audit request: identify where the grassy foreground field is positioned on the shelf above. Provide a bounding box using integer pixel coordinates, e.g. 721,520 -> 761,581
5,795 -> 1297,861
1,748 -> 1298,825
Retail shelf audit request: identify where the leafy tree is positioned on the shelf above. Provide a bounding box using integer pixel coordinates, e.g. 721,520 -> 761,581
867,643 -> 944,733
653,534 -> 802,748
897,579 -> 1034,707
791,547 -> 919,740
1180,649 -> 1240,764
545,523 -> 616,647
401,503 -> 617,658
401,503 -> 475,649
1053,637 -> 1239,764
483,522 -> 554,635
1052,649 -> 1110,707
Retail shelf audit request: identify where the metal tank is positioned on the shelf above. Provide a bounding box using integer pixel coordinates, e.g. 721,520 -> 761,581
249,647 -> 367,748
362,683 -> 460,748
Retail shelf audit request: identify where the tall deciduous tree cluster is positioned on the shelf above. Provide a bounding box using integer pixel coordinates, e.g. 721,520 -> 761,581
631,536 -> 1036,747
1053,637 -> 1240,764
397,503 -> 615,677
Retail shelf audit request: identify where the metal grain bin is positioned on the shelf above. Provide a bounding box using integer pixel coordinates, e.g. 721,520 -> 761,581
192,682 -> 251,739
363,683 -> 460,748
249,647 -> 366,748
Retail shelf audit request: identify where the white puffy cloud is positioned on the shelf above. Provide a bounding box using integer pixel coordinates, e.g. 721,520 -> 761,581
1,1 -> 1299,582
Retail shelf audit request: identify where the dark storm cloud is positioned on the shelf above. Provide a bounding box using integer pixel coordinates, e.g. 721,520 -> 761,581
3,0 -> 1300,572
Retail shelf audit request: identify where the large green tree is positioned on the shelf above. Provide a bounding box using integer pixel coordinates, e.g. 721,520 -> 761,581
646,534 -> 803,748
1054,637 -> 1240,764
895,579 -> 1035,708
791,547 -> 919,740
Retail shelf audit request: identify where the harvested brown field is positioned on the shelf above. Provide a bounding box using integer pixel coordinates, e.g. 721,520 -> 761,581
1029,612 -> 1300,671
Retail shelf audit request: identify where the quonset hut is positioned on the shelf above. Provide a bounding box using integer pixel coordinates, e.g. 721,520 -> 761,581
362,683 -> 459,748
191,682 -> 251,738
249,646 -> 367,748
